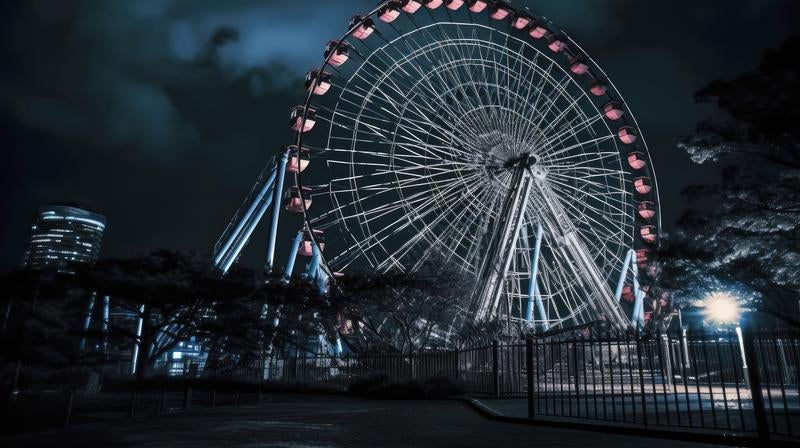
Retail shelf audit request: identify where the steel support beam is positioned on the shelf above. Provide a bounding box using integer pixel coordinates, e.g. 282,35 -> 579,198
472,159 -> 534,323
282,231 -> 304,283
265,149 -> 290,273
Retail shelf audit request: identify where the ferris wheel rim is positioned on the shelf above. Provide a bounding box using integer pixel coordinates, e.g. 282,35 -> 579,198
290,0 -> 662,328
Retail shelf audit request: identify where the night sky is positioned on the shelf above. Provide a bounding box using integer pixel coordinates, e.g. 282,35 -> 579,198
1,0 -> 798,272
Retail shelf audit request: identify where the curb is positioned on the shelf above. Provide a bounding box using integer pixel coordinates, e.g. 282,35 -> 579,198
458,397 -> 793,448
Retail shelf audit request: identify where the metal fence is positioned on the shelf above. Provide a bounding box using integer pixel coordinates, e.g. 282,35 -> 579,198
3,327 -> 798,442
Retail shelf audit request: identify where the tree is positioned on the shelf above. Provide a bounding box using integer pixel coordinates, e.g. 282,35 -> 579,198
83,250 -> 221,381
666,37 -> 800,327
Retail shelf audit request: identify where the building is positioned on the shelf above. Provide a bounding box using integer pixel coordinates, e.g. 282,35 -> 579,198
20,203 -> 107,274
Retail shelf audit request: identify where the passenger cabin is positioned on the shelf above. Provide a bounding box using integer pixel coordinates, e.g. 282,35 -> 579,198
446,0 -> 464,10
324,40 -> 351,67
510,12 -> 531,30
349,15 -> 375,40
618,126 -> 638,144
468,0 -> 488,13
305,69 -> 332,96
589,80 -> 608,96
638,201 -> 657,220
634,177 -> 653,195
379,2 -> 401,22
284,186 -> 313,213
290,106 -> 317,133
627,151 -> 647,170
425,0 -> 444,9
299,230 -> 325,257
489,2 -> 511,20
547,35 -> 566,53
569,57 -> 589,75
636,248 -> 651,266
401,0 -> 423,14
529,21 -> 548,39
640,225 -> 658,244
603,102 -> 625,121
287,145 -> 311,174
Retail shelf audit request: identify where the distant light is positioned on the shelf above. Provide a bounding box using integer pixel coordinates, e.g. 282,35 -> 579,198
703,292 -> 741,325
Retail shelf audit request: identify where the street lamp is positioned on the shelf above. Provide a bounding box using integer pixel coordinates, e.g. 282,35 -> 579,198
702,292 -> 748,385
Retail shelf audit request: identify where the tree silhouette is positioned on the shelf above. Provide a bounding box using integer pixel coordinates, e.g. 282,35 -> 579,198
666,37 -> 800,327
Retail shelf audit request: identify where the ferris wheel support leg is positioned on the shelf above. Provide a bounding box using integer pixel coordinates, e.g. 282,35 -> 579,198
265,150 -> 290,274
214,168 -> 278,271
304,243 -> 322,281
630,260 -> 645,329
218,173 -> 278,274
281,231 -> 304,283
613,250 -> 635,304
525,224 -> 547,328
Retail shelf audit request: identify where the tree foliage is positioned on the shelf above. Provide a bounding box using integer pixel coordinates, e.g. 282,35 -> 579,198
666,38 -> 800,327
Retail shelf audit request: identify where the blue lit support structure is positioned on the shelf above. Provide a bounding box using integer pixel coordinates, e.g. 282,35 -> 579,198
304,243 -> 321,281
524,223 -> 548,331
613,249 -> 645,329
630,264 -> 646,328
613,249 -> 634,303
265,149 -> 290,273
102,295 -> 110,356
131,304 -> 145,375
282,231 -> 304,283
213,162 -> 279,274
79,292 -> 97,352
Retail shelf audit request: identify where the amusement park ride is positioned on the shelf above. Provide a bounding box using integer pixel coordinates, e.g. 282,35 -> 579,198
212,0 -> 662,344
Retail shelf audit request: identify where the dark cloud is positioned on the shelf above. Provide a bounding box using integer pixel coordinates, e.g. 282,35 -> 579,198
1,0 -> 798,272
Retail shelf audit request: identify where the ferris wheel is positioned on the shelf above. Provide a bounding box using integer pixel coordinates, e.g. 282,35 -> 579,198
215,0 -> 662,335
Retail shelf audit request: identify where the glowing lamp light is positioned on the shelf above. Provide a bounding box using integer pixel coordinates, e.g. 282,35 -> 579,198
703,292 -> 742,325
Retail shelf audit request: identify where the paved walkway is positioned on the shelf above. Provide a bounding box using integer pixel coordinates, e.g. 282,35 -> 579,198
3,394 -> 728,448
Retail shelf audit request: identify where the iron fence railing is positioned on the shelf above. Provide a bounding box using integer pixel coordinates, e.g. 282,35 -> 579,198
3,327 -> 798,442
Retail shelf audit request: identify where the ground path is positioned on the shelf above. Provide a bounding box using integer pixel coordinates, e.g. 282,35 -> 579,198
3,394 -> 730,448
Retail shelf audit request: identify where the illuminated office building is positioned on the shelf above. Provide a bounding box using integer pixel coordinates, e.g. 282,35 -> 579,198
20,204 -> 107,274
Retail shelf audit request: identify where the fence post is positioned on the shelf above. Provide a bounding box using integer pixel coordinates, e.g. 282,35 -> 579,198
526,339 -> 534,419
453,348 -> 460,381
183,383 -> 192,411
492,339 -> 500,398
63,389 -> 74,428
210,388 -> 217,408
159,385 -> 167,414
128,389 -> 138,417
740,322 -> 769,441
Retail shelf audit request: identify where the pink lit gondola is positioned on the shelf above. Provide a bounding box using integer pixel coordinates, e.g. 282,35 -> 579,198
284,187 -> 313,213
298,229 -> 325,257
445,0 -> 464,10
589,80 -> 608,96
640,225 -> 658,244
290,106 -> 317,133
379,2 -> 401,22
401,0 -> 423,13
603,101 -> 625,121
349,15 -> 375,40
529,21 -> 548,39
618,126 -> 638,144
324,40 -> 351,67
510,12 -> 531,30
547,35 -> 566,53
637,201 -> 657,220
468,0 -> 488,13
305,69 -> 332,96
634,177 -> 653,195
489,2 -> 511,20
286,145 -> 311,174
627,151 -> 647,170
569,57 -> 589,75
636,249 -> 651,266
425,0 -> 444,9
